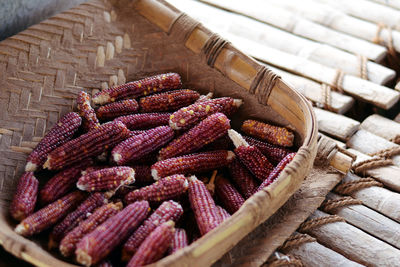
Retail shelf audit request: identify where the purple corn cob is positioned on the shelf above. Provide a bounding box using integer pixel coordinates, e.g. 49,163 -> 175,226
112,126 -> 174,165
215,205 -> 231,222
258,153 -> 296,191
130,165 -> 153,184
43,121 -> 129,170
169,228 -> 188,255
25,112 -> 81,171
75,201 -> 150,266
228,159 -> 258,199
77,91 -> 100,132
242,120 -> 294,147
93,73 -> 182,105
96,99 -> 139,120
114,112 -> 171,130
215,176 -> 245,214
9,172 -> 39,221
139,89 -> 200,113
81,165 -> 107,176
77,167 -> 135,192
244,136 -> 292,164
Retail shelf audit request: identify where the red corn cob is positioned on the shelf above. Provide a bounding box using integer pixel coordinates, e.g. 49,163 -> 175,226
124,175 -> 188,204
130,165 -> 153,184
41,160 -> 93,204
215,176 -> 245,214
114,112 -> 171,130
43,121 -> 129,170
59,202 -> 122,257
93,73 -> 182,105
15,191 -> 85,236
122,200 -> 183,261
258,153 -> 296,191
215,205 -> 231,222
25,112 -> 81,171
188,176 -> 220,235
139,89 -> 200,113
241,120 -> 294,147
169,228 -> 188,255
49,192 -> 107,249
159,112 -> 231,160
127,221 -> 175,267
77,166 -> 135,192
152,150 -> 234,180
228,130 -> 274,181
81,165 -> 107,176
77,91 -> 100,132
128,130 -> 147,136
169,97 -> 242,130
96,260 -> 113,267
112,126 -> 174,165
228,159 -> 258,199
75,201 -> 150,266
9,172 -> 38,221
96,99 -> 139,120
243,136 -> 292,164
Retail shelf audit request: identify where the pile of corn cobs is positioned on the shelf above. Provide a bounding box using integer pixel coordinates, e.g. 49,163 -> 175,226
9,73 -> 296,266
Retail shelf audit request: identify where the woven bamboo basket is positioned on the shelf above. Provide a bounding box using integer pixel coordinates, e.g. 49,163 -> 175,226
0,0 -> 318,266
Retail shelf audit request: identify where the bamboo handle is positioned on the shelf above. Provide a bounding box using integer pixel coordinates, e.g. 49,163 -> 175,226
329,151 -> 353,174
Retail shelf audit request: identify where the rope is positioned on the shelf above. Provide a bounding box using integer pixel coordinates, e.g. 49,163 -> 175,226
390,135 -> 400,145
320,83 -> 333,111
332,69 -> 345,93
201,33 -> 230,67
280,233 -> 316,251
249,65 -> 280,105
373,22 -> 400,74
299,215 -> 345,232
358,54 -> 368,80
368,146 -> 400,158
321,196 -> 363,213
335,177 -> 383,195
352,157 -> 392,175
266,253 -> 303,267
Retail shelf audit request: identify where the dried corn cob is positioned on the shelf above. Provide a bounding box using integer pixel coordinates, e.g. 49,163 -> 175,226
130,165 -> 153,184
215,205 -> 231,222
228,130 -> 274,181
96,99 -> 139,120
258,153 -> 296,191
122,200 -> 183,260
215,176 -> 245,214
49,192 -> 107,249
75,201 -> 150,266
114,112 -> 171,130
159,113 -> 231,160
169,97 -> 242,130
15,191 -> 85,236
127,221 -> 175,267
152,150 -> 234,180
93,73 -> 182,105
188,176 -> 220,235
139,89 -> 200,113
96,260 -> 113,267
9,172 -> 38,221
43,121 -> 129,170
242,120 -> 294,147
41,160 -> 93,204
59,202 -> 122,257
25,112 -> 82,171
77,91 -> 100,132
228,159 -> 258,199
124,175 -> 188,204
112,126 -> 174,165
169,228 -> 188,255
81,165 -> 107,176
243,136 -> 292,164
77,167 -> 135,192
128,130 -> 147,136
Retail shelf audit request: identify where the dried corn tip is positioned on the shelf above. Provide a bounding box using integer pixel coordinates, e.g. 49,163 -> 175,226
25,112 -> 82,172
75,201 -> 150,266
159,113 -> 231,160
215,176 -> 245,214
228,130 -> 274,181
228,159 -> 258,199
93,73 -> 182,105
15,191 -> 85,237
188,176 -> 220,235
215,205 -> 231,222
124,175 -> 188,204
152,150 -> 234,180
77,91 -> 100,132
41,160 -> 94,204
196,92 -> 213,102
243,136 -> 292,164
139,89 -> 200,113
9,172 -> 39,221
242,120 -> 294,147
169,228 -> 188,255
122,200 -> 183,260
112,126 -> 174,165
130,165 -> 153,184
59,202 -> 122,257
258,153 -> 296,191
44,121 -> 129,170
96,99 -> 139,120
114,112 -> 171,130
77,167 -> 135,192
96,260 -> 113,267
127,221 -> 175,267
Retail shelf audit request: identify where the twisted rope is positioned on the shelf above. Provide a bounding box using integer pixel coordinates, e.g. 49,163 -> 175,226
358,54 -> 368,80
373,22 -> 400,75
322,196 -> 363,213
369,146 -> 400,158
352,157 -> 393,174
280,233 -> 316,251
335,177 -> 383,195
299,215 -> 345,232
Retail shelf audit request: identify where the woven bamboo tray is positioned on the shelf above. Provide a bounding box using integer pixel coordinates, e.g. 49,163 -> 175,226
0,0 -> 318,266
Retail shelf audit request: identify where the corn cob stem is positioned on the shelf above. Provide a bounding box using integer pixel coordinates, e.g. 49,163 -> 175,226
258,153 -> 296,191
215,205 -> 231,222
77,91 -> 100,132
127,221 -> 175,267
9,172 -> 38,221
114,112 -> 171,130
139,89 -> 200,113
215,175 -> 245,214
169,228 -> 188,255
96,99 -> 139,120
228,159 -> 259,199
15,191 -> 85,236
243,136 -> 292,164
206,170 -> 218,195
77,167 -> 135,192
93,73 -> 182,105
25,112 -> 81,171
241,120 -> 294,147
76,201 -> 150,266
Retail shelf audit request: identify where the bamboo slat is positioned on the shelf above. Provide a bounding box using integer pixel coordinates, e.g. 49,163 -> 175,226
370,0 -> 400,10
360,114 -> 400,143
